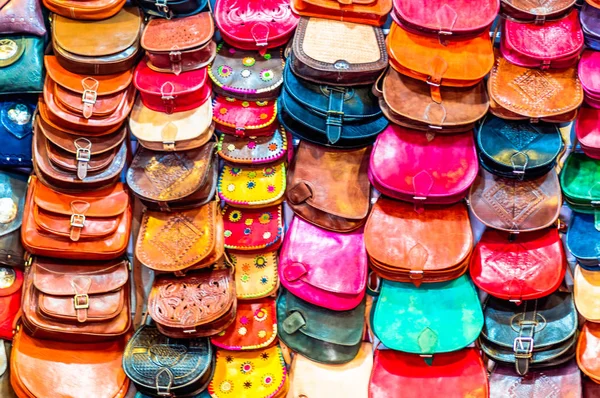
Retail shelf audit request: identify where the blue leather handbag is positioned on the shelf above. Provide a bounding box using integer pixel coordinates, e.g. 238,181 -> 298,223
0,35 -> 44,94
567,211 -> 600,270
0,96 -> 35,168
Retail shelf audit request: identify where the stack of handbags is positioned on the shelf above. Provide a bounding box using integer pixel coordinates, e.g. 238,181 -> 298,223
500,0 -> 576,22
291,0 -> 391,26
582,1 -> 600,50
138,0 -> 206,18
576,106 -> 600,159
561,153 -> 600,215
0,96 -> 36,167
44,0 -> 126,19
580,51 -> 600,108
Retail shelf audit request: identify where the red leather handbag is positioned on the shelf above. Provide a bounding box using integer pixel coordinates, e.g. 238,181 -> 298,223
369,348 -> 488,398
212,96 -> 278,137
576,106 -> 600,159
368,125 -> 478,205
223,205 -> 284,251
579,50 -> 600,108
0,266 -> 22,340
470,228 -> 566,302
214,0 -> 299,51
133,59 -> 212,114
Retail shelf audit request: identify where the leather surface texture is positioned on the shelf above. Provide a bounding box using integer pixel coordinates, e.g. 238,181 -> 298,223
577,321 -> 600,381
218,162 -> 286,208
577,106 -> 600,158
0,96 -> 35,167
44,0 -> 126,19
574,265 -> 600,321
0,35 -> 43,94
0,0 -> 45,35
228,250 -> 280,300
222,204 -> 284,251
0,266 -> 22,340
500,0 -> 576,22
567,212 -> 600,268
561,153 -> 600,213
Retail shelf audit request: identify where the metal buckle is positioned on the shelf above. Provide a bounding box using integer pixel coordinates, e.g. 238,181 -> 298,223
70,213 -> 86,228
426,76 -> 441,87
169,51 -> 182,63
76,147 -> 91,162
81,89 -> 97,105
513,337 -> 534,354
73,293 -> 89,310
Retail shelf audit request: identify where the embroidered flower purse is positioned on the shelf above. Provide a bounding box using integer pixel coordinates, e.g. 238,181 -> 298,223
223,205 -> 284,251
213,96 -> 278,137
228,251 -> 280,300
218,162 -> 286,207
218,126 -> 288,165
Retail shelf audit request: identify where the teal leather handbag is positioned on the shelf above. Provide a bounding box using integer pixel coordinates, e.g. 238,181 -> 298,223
561,153 -> 600,215
0,35 -> 44,94
371,275 -> 483,355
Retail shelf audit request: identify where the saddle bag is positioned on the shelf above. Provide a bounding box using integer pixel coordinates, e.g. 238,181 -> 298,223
212,96 -> 278,137
579,50 -> 600,108
0,97 -> 35,167
500,0 -> 576,23
44,0 -> 126,19
222,204 -> 284,251
561,153 -> 600,214
576,106 -> 600,158
0,0 -> 46,36
228,250 -> 280,300
577,321 -> 600,382
0,35 -> 43,94
218,162 -> 286,208
582,2 -> 600,51
574,264 -> 600,321
138,0 -> 207,18
217,126 -> 288,165
567,212 -> 600,269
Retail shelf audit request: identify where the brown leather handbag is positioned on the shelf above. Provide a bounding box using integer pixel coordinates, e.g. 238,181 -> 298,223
286,141 -> 371,232
21,176 -> 132,260
500,0 -> 576,22
51,8 -> 142,74
148,267 -> 236,338
141,13 -> 216,75
21,257 -> 131,342
127,142 -> 218,210
135,201 -> 224,275
44,0 -> 126,20
291,17 -> 388,86
291,0 -> 391,26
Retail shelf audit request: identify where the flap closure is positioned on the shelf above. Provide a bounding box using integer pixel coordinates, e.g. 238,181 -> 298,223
134,58 -> 208,97
0,100 -> 34,139
286,182 -> 313,204
283,262 -> 307,282
0,36 -> 25,68
283,311 -> 306,334
212,97 -> 278,132
142,12 -> 214,52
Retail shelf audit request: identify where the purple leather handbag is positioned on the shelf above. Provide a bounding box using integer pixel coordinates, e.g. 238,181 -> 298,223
279,216 -> 367,311
0,0 -> 46,36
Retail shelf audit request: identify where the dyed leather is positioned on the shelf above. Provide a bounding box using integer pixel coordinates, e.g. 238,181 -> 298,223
291,18 -> 387,86
567,212 -> 600,268
222,204 -> 284,251
0,96 -> 34,167
136,202 -> 224,274
579,51 -> 600,108
0,172 -> 26,268
582,3 -> 600,51
0,0 -> 45,35
365,198 -> 472,284
208,43 -> 284,100
0,35 -> 43,94
575,265 -> 600,321
477,116 -> 563,179
579,322 -> 600,382
279,217 -> 367,311
369,348 -> 488,398
289,343 -> 373,398
21,257 -> 131,342
468,168 -> 562,232
212,97 -> 278,137
585,376 -> 600,397
149,268 -> 236,338
208,345 -> 289,397
123,325 -> 213,398
0,341 -> 16,398
470,228 -> 566,301
0,266 -> 22,340
277,289 -> 365,364
292,0 -> 391,26
577,107 -> 600,158
480,292 -> 578,375
138,0 -> 207,18
372,275 -> 483,354
369,125 -> 478,204
488,96 -> 579,123
44,0 -> 126,19
214,0 -> 299,50
561,153 -> 600,213
211,298 -> 278,350
21,176 -> 131,260
217,126 -> 288,165
286,141 -> 371,232
228,250 -> 280,300
500,0 -> 576,22
10,330 -> 129,398
218,162 -> 286,207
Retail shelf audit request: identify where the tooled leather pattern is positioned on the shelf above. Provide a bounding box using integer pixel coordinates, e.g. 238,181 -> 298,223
482,179 -> 547,226
508,373 -> 560,398
227,2 -> 291,23
516,0 -> 562,13
0,37 -> 43,94
143,153 -> 194,192
499,123 -> 541,150
150,213 -> 203,261
509,70 -> 560,108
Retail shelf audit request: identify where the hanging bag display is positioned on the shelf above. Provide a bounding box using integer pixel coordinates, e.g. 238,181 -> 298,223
223,204 -> 284,251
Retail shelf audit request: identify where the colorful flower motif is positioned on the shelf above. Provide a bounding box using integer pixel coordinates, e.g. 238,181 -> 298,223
258,213 -> 271,224
230,167 -> 242,176
247,141 -> 257,149
241,101 -> 250,108
259,113 -> 268,120
256,101 -> 268,107
226,356 -> 234,363
263,167 -> 275,177
217,330 -> 227,337
263,232 -> 272,240
260,69 -> 274,82
244,227 -> 252,235
217,65 -> 232,78
227,184 -> 236,192
260,352 -> 270,360
246,181 -> 256,189
258,330 -> 267,338
240,316 -> 249,325
224,230 -> 232,238
241,69 -> 251,78
229,210 -> 242,222
219,107 -> 228,115
262,374 -> 274,387
241,263 -> 251,272
227,144 -> 236,151
240,362 -> 253,374
260,276 -> 269,285
263,53 -> 272,60
268,143 -> 278,151
267,185 -> 276,193
238,327 -> 248,336
241,274 -> 250,283
254,308 -> 268,322
220,380 -> 233,394
225,97 -> 236,102
242,57 -> 255,67
255,256 -> 268,269
244,381 -> 252,389
248,171 -> 257,179
245,219 -> 254,226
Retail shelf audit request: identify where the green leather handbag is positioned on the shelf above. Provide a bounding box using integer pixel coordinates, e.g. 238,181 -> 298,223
561,153 -> 600,216
371,275 -> 483,355
0,35 -> 44,94
277,289 -> 365,364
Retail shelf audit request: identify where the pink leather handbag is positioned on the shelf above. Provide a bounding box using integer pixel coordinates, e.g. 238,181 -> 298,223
577,106 -> 600,159
368,125 -> 478,205
579,50 -> 600,108
500,11 -> 583,69
214,0 -> 299,51
279,216 -> 367,311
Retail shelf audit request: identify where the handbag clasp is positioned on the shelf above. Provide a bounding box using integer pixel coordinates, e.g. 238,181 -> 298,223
73,293 -> 90,310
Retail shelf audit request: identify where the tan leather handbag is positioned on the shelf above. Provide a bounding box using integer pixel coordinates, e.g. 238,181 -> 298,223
44,0 -> 127,20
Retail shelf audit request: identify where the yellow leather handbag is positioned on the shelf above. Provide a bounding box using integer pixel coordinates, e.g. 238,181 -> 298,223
218,162 -> 286,208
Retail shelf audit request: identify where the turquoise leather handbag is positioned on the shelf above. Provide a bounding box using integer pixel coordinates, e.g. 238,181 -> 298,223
0,35 -> 44,94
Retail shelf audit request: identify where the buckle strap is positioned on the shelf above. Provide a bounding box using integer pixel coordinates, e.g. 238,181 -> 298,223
155,368 -> 174,397
80,77 -> 99,119
510,152 -> 528,180
251,23 -> 269,47
169,47 -> 182,75
160,82 -> 176,114
154,0 -> 173,19
74,138 -> 92,180
69,201 -> 90,242
71,277 -> 92,323
161,122 -> 178,151
513,300 -> 538,375
325,87 -> 346,144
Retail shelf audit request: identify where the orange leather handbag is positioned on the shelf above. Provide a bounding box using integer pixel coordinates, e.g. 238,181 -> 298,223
291,0 -> 391,26
21,176 -> 131,260
44,0 -> 126,20
577,321 -> 600,383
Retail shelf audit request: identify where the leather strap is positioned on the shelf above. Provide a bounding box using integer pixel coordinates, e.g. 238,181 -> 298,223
169,48 -> 183,75
251,23 -> 269,47
510,152 -> 529,180
426,56 -> 448,104
326,87 -> 345,144
282,311 -> 306,334
160,82 -> 176,115
74,138 -> 92,180
407,243 -> 428,287
69,201 -> 90,241
81,77 -> 99,119
283,262 -> 308,282
71,277 -> 92,323
161,122 -> 178,151
513,300 -> 538,376
286,182 -> 313,205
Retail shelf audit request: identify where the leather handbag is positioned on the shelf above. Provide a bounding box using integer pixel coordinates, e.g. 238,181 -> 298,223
277,289 -> 365,364
52,8 -> 142,75
391,0 -> 498,37
134,58 -> 212,114
369,348 -> 488,398
580,51 -> 600,108
228,250 -> 280,300
280,64 -> 388,147
0,35 -> 43,94
141,13 -> 216,75
222,204 -> 284,251
149,267 -> 236,338
208,42 -> 284,100
10,329 -> 129,398
0,172 -> 27,268
286,141 -> 371,232
561,153 -> 600,214
575,265 -> 600,321
582,2 -> 600,51
370,125 -> 478,204
212,96 -> 278,137
470,228 -> 566,302
0,0 -> 45,36
129,96 -> 214,151
500,0 -> 576,22
291,17 -> 388,86
127,143 -> 217,211
577,322 -> 600,382
0,96 -> 35,167
468,168 -> 562,232
217,126 -> 288,165
477,115 -> 564,180
208,345 -> 289,397
0,266 -> 22,340
136,202 -> 224,274
21,257 -> 131,342
480,292 -> 578,375
292,0 -> 391,26
377,68 -> 489,133
138,0 -> 207,18
577,106 -> 600,158
288,343 -> 373,398
279,216 -> 367,311
21,176 -> 132,260
490,360 -> 582,398
0,341 -> 16,398
371,275 -> 483,354
123,325 -> 214,398
211,298 -> 278,350
501,11 -> 583,69
488,52 -> 583,121
214,0 -> 299,51
365,198 -> 472,285
44,0 -> 126,19
567,212 -> 600,269
218,162 -> 286,207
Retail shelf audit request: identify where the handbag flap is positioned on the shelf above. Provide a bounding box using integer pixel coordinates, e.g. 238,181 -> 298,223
142,13 -> 213,52
0,98 -> 34,140
218,162 -> 286,207
579,50 -> 600,95
46,142 -> 116,173
0,171 -> 27,238
39,118 -> 126,156
561,153 -> 600,203
365,198 -> 472,272
0,36 -> 25,68
468,168 -> 562,232
0,266 -> 23,298
213,97 -> 277,132
577,106 -> 600,150
577,321 -> 600,378
229,251 -> 279,300
582,2 -> 600,39
223,205 -> 283,251
53,8 -> 142,57
502,0 -> 576,16
574,265 -> 600,321
218,126 -> 287,164
373,276 -> 483,354
134,59 -> 208,96
567,212 -> 600,262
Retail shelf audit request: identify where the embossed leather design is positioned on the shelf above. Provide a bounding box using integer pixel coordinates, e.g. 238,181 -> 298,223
0,266 -> 22,340
218,162 -> 286,207
577,107 -> 600,158
500,0 -> 576,22
222,204 -> 284,251
218,126 -> 288,165
567,212 -> 600,268
369,348 -> 489,398
292,0 -> 391,26
0,0 -> 45,35
44,0 -> 126,19
279,217 -> 367,311
213,97 -> 278,137
228,250 -> 280,300
561,153 -> 600,213
123,325 -> 213,397
0,35 -> 43,94
0,96 -> 35,167
574,265 -> 600,321
148,268 -> 236,338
